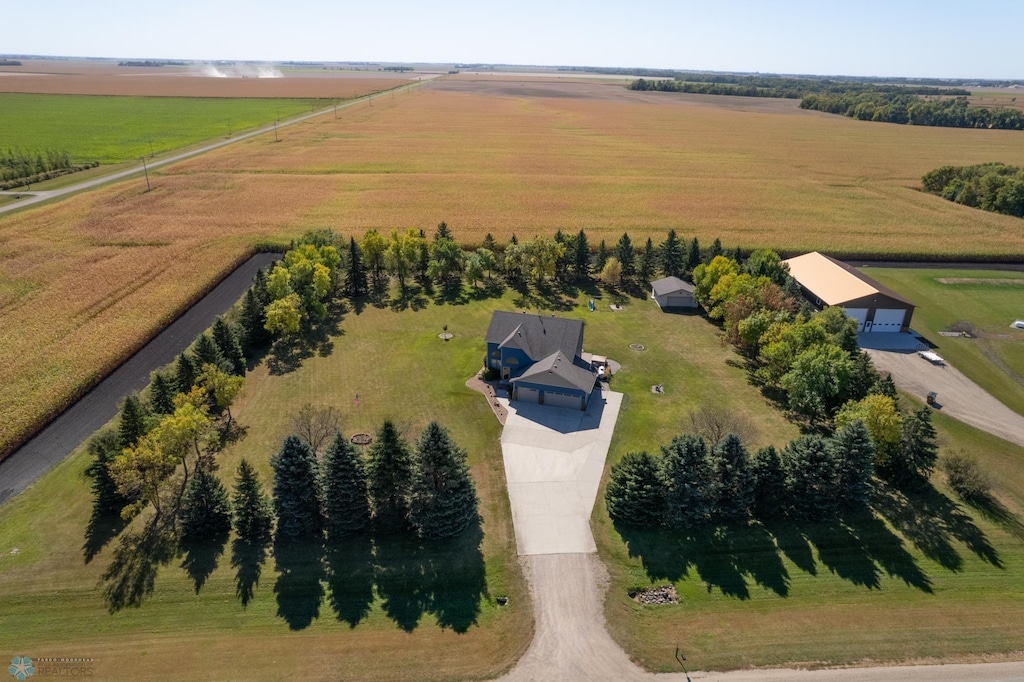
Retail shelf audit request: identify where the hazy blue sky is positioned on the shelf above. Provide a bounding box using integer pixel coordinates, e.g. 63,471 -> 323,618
3,0 -> 1021,79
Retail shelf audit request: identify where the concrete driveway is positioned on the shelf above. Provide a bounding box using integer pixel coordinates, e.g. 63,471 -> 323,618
499,389 -> 623,556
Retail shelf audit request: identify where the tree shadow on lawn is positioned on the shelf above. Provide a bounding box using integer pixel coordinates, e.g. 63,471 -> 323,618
874,484 -> 1003,569
180,529 -> 229,594
326,535 -> 375,628
83,505 -> 131,564
617,522 -> 789,599
101,521 -> 177,613
966,492 -> 1024,542
267,306 -> 346,376
388,284 -> 429,313
232,535 -> 271,608
618,511 -> 938,598
511,281 -> 575,312
373,522 -> 488,633
273,537 -> 326,630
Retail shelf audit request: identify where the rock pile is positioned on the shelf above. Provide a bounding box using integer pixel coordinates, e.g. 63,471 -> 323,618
628,585 -> 678,605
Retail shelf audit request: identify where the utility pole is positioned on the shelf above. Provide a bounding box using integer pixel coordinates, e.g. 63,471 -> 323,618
141,156 -> 151,191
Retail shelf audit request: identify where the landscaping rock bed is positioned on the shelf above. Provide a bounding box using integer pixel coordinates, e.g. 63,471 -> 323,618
628,585 -> 678,605
651,384 -> 665,394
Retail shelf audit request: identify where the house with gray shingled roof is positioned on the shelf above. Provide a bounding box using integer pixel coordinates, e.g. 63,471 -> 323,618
485,311 -> 597,410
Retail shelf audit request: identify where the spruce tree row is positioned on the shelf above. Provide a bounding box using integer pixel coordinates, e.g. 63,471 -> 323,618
270,420 -> 478,544
606,420 -> 887,531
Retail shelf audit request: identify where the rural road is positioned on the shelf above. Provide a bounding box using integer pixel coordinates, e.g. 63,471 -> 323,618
0,79 -> 428,217
865,347 -> 1024,448
0,252 -> 280,507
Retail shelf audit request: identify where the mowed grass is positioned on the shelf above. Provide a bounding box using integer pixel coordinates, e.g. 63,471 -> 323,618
861,267 -> 1024,416
0,287 -> 533,682
4,78 -> 1024,461
592,296 -> 1024,671
0,93 -> 322,163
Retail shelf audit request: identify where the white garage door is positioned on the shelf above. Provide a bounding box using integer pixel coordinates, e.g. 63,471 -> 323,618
872,308 -> 905,333
666,295 -> 693,307
545,391 -> 581,410
843,307 -> 868,332
516,387 -> 540,403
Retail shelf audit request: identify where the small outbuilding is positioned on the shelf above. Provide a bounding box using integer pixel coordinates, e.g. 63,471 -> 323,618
650,276 -> 696,310
783,252 -> 915,333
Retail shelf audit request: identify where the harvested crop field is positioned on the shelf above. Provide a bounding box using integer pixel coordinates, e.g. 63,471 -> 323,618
3,76 -> 1024,460
0,59 -> 416,98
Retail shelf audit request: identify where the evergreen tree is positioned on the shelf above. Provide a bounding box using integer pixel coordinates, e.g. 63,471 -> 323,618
345,236 -> 368,297
85,429 -> 131,517
661,435 -> 716,530
150,371 -> 176,415
660,229 -> 684,278
638,237 -> 657,284
212,317 -> 246,376
706,237 -> 724,263
870,372 -> 900,408
751,445 -> 786,519
409,422 -> 479,539
232,458 -> 273,542
605,451 -> 664,527
708,434 -> 755,522
482,233 -> 498,253
782,435 -> 840,521
322,432 -> 371,540
509,233 -> 518,245
685,237 -> 701,277
251,267 -> 272,307
238,287 -> 270,355
573,229 -> 590,279
366,420 -> 414,533
616,232 -> 636,281
827,420 -> 875,513
895,407 -> 939,490
434,220 -> 452,242
118,394 -> 149,450
179,467 -> 232,542
595,240 -> 609,273
192,332 -> 224,370
271,436 -> 323,541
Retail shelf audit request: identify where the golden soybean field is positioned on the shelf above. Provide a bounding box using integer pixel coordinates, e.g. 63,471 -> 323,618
3,77 -> 1024,459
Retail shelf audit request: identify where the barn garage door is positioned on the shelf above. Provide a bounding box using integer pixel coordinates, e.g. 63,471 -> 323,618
545,390 -> 581,410
843,307 -> 868,332
872,309 -> 905,332
516,387 -> 540,404
666,295 -> 692,307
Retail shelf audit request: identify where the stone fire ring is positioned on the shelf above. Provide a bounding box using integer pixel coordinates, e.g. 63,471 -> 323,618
439,333 -> 453,340
351,433 -> 373,445
629,343 -> 645,351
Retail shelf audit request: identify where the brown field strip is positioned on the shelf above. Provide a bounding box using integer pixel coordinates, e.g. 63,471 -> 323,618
3,78 -> 1024,460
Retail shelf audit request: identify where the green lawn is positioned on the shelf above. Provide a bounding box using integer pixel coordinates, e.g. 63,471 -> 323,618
593,285 -> 1024,672
0,282 -> 539,682
861,267 -> 1024,417
0,94 -> 323,164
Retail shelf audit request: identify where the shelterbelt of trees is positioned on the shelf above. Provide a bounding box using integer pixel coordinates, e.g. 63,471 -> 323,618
922,163 -> 1024,218
629,75 -> 1024,131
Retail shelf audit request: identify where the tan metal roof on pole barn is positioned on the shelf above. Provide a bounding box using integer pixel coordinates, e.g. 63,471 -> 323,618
782,251 -> 912,307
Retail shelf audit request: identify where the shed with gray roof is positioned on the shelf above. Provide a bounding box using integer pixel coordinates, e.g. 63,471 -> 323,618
650,276 -> 696,309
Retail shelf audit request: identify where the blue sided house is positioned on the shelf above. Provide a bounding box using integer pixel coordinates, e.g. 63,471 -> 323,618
485,310 -> 598,411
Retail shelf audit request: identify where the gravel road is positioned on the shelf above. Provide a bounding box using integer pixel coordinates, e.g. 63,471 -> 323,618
866,348 -> 1024,447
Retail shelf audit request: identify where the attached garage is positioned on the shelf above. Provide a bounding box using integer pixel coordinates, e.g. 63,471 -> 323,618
515,387 -> 540,404
544,390 -> 582,410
